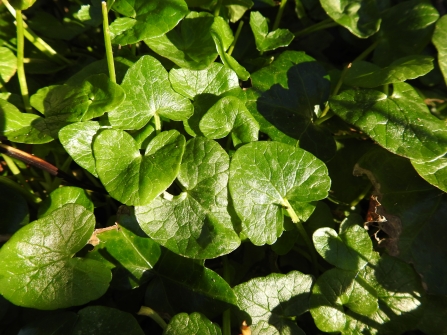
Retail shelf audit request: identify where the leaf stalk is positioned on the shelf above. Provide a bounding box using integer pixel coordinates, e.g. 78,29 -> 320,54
138,306 -> 167,330
273,0 -> 288,31
102,1 -> 116,83
294,18 -> 338,38
15,10 -> 32,113
228,20 -> 244,56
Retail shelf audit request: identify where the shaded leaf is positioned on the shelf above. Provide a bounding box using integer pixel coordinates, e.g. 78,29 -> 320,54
38,186 -> 94,218
412,157 -> 447,193
165,312 -> 222,335
432,14 -> 447,86
0,47 -> 16,88
18,312 -> 77,335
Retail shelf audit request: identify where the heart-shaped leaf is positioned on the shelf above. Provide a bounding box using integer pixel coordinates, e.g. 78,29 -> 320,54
330,82 -> 447,162
0,204 -> 111,309
109,0 -> 189,45
0,47 -> 16,88
229,141 -> 331,245
165,313 -> 221,335
108,55 -> 193,130
135,137 -> 240,259
94,129 -> 185,206
249,11 -> 294,52
38,186 -> 94,218
432,15 -> 447,86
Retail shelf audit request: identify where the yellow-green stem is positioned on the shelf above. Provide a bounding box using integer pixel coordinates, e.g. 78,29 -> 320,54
102,2 -> 116,83
154,114 -> 161,134
0,176 -> 41,206
214,0 -> 223,16
15,10 -> 32,113
273,0 -> 288,31
1,154 -> 34,194
228,20 -> 244,56
138,306 -> 167,330
294,18 -> 337,38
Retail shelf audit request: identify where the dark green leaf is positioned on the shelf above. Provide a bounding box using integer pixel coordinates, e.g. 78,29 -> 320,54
0,47 -> 16,88
94,129 -> 185,206
38,186 -> 94,218
417,295 -> 447,335
165,312 -> 222,335
108,55 -> 193,129
0,204 -> 111,309
249,11 -> 294,52
330,83 -> 447,162
320,0 -> 381,38
412,157 -> 447,193
344,55 -> 434,88
110,0 -> 189,45
229,141 -> 331,245
135,137 -> 240,259
145,12 -> 217,70
432,15 -> 447,86
18,312 -> 77,335
234,271 -> 313,335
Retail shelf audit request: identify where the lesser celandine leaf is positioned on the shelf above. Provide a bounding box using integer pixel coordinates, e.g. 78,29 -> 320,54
344,55 -> 434,88
165,313 -> 221,335
71,306 -> 144,335
0,47 -> 16,88
37,186 -> 94,218
8,0 -> 36,10
0,204 -> 111,310
145,250 -> 237,319
135,137 -> 240,259
250,321 -> 279,335
229,141 -> 331,245
94,129 -> 185,206
330,82 -> 447,162
108,55 -> 193,130
145,12 -> 217,70
249,11 -> 294,52
432,15 -> 447,86
234,271 -> 313,334
109,0 -> 188,45
59,121 -> 101,177
412,157 -> 447,193
313,214 -> 372,270
169,62 -> 239,100
320,0 -> 381,38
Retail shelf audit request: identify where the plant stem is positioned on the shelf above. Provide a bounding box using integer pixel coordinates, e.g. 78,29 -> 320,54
222,255 -> 231,335
273,0 -> 288,31
294,18 -> 338,38
1,153 -> 34,194
282,198 -> 318,275
0,176 -> 41,206
102,1 -> 116,83
138,306 -> 167,330
214,0 -> 223,16
353,39 -> 380,63
15,10 -> 32,113
228,20 -> 244,56
153,114 -> 161,134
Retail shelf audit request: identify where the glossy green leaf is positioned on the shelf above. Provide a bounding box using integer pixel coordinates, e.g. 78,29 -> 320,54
38,186 -> 94,218
8,0 -> 36,10
94,129 -> 185,206
145,12 -> 217,70
229,141 -> 331,245
320,0 -> 381,38
221,0 -> 253,23
0,183 -> 29,234
71,306 -> 144,335
330,82 -> 447,162
0,47 -> 16,88
373,0 -> 439,66
169,62 -> 239,100
165,312 -> 221,335
412,157 -> 447,193
108,55 -> 193,129
199,96 -> 259,145
146,250 -> 237,318
249,11 -> 294,52
109,0 -> 189,45
234,271 -> 313,334
344,55 -> 434,88
246,51 -> 334,161
313,214 -> 372,270
0,98 -> 54,144
59,121 -> 101,177
135,137 -> 240,259
211,17 -> 250,80
0,204 -> 111,309
432,15 -> 447,86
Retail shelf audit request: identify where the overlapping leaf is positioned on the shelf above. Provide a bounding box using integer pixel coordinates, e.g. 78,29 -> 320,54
412,157 -> 447,193
135,137 -> 240,259
165,313 -> 221,335
37,186 -> 94,218
432,15 -> 447,86
0,47 -> 16,88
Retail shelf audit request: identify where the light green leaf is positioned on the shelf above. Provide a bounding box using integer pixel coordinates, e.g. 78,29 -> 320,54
145,12 -> 217,70
108,55 -> 193,129
72,306 -> 144,335
169,62 -> 239,100
199,96 -> 259,145
249,11 -> 294,52
94,129 -> 185,206
313,214 -> 372,270
0,204 -> 111,310
412,157 -> 447,193
229,141 -> 331,245
165,313 -> 222,335
250,321 -> 279,335
344,55 -> 434,88
432,15 -> 447,86
211,17 -> 250,80
135,137 -> 240,259
320,0 -> 381,38
0,47 -> 16,88
234,271 -> 313,335
59,121 -> 101,177
330,82 -> 447,162
38,186 -> 94,218
110,0 -> 189,45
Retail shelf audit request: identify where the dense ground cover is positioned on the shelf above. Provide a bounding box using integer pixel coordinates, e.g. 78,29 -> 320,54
0,0 -> 447,334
